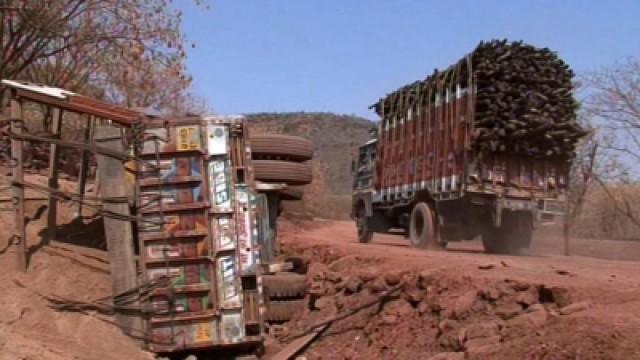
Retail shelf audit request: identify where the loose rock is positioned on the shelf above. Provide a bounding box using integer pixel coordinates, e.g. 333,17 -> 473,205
510,307 -> 548,329
366,278 -> 388,293
550,286 -> 572,307
324,271 -> 342,283
427,352 -> 465,360
465,335 -> 501,355
462,321 -> 501,341
384,272 -> 402,286
358,271 -> 377,282
495,302 -> 523,320
344,277 -> 363,294
516,287 -> 540,306
559,301 -> 591,315
453,290 -> 478,319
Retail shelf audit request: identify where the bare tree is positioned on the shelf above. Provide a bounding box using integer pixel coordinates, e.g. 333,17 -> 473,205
0,0 -> 208,114
564,128 -> 598,255
583,58 -> 640,173
579,57 -> 640,236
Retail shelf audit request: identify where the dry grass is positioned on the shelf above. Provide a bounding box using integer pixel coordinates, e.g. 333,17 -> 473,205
573,184 -> 640,241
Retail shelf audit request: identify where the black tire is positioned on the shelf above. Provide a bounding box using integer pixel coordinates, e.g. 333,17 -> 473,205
482,211 -> 533,254
409,202 -> 442,249
355,203 -> 373,243
253,160 -> 312,185
263,273 -> 307,298
280,186 -> 304,201
264,299 -> 305,322
251,134 -> 313,161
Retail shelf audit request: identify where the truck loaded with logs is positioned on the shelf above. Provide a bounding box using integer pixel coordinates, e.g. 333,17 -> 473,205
352,40 -> 587,254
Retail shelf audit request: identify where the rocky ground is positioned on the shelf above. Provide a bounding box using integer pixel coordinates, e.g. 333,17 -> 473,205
267,220 -> 640,360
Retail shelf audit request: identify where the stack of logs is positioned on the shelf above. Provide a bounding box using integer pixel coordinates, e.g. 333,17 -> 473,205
471,39 -> 586,157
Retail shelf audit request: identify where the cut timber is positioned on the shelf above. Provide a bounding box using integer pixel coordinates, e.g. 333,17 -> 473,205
269,324 -> 329,360
94,126 -> 141,337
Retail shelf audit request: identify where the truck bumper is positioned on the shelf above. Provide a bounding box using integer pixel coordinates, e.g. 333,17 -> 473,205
494,197 -> 565,227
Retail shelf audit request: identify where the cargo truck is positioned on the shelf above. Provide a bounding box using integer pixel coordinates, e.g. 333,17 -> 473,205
352,46 -> 575,254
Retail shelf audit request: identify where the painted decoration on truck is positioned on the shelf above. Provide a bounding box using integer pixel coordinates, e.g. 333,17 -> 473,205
212,215 -> 236,251
151,319 -> 219,348
151,292 -> 212,314
235,186 -> 256,273
140,183 -> 204,209
177,126 -> 202,151
140,126 -> 202,155
207,124 -> 228,156
145,238 -> 208,260
209,159 -> 232,210
221,310 -> 244,343
147,263 -> 210,287
217,256 -> 241,308
140,156 -> 202,181
140,212 -> 207,235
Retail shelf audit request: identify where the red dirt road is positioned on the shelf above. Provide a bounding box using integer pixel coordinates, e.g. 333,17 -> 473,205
278,219 -> 640,359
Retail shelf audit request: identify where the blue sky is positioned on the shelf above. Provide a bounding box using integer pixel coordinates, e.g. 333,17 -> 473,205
179,1 -> 640,120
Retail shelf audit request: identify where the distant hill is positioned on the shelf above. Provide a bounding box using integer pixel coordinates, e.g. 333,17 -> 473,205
246,112 -> 375,219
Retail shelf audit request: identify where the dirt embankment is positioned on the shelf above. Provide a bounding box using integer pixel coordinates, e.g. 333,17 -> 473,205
0,173 -> 150,360
268,220 -> 640,360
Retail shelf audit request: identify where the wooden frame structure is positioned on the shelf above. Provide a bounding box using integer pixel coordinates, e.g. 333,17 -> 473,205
1,80 -> 142,277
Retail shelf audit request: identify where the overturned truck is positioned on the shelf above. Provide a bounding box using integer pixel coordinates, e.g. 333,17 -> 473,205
352,40 -> 586,254
1,80 -> 312,359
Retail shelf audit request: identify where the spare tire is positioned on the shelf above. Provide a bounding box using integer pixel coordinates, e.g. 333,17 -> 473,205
251,134 -> 313,161
264,299 -> 305,322
263,273 -> 307,298
253,160 -> 312,185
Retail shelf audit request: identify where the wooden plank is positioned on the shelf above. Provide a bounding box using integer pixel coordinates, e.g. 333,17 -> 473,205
10,97 -> 26,272
46,108 -> 63,242
269,324 -> 329,360
74,115 -> 96,217
94,126 -> 142,337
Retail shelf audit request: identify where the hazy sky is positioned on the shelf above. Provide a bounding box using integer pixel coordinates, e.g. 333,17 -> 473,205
179,1 -> 640,120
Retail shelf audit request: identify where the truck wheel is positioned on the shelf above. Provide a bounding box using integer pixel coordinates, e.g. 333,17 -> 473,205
481,227 -> 511,254
409,202 -> 442,249
251,134 -> 314,161
253,160 -> 312,185
482,212 -> 532,254
355,204 -> 373,243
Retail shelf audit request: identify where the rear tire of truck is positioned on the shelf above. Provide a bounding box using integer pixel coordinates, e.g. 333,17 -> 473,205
253,160 -> 312,185
355,204 -> 373,243
482,212 -> 533,254
409,202 -> 442,249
